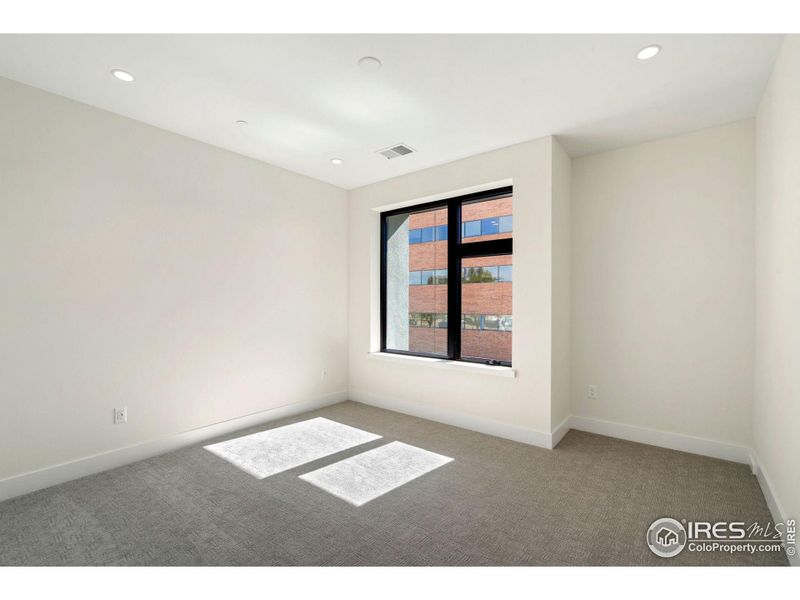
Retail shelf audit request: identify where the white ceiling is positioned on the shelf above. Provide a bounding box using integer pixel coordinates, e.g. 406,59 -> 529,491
0,34 -> 783,189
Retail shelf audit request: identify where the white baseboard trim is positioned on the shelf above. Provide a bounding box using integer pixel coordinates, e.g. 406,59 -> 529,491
551,415 -> 571,448
0,391 -> 348,503
749,453 -> 759,476
350,389 -> 554,449
569,415 -> 752,464
751,451 -> 798,567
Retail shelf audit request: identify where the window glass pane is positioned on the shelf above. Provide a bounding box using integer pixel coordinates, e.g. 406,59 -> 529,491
481,217 -> 500,236
385,206 -> 448,356
463,220 -> 481,238
462,265 -> 498,283
461,194 -> 513,243
482,315 -> 500,330
435,224 -> 448,241
461,255 -> 512,363
410,313 -> 436,327
462,314 -> 480,330
463,266 -> 478,283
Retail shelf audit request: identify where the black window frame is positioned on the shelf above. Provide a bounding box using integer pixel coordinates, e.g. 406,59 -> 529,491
380,186 -> 513,367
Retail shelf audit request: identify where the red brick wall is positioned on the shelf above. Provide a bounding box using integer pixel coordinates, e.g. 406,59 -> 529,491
462,330 -> 512,362
409,326 -> 511,362
461,282 -> 512,314
409,285 -> 448,313
409,241 -> 448,270
407,197 -> 510,228
408,275 -> 512,314
463,255 -> 512,268
408,208 -> 447,229
409,327 -> 448,355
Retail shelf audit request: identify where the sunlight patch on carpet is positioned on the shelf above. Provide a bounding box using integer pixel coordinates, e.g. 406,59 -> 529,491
299,441 -> 453,506
204,417 -> 381,479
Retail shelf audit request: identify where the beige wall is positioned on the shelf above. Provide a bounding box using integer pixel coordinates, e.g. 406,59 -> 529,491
348,138 -> 556,439
754,35 -> 800,529
570,120 -> 755,446
0,77 -> 349,480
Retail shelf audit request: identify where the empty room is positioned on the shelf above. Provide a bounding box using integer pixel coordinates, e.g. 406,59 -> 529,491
1,5 -> 799,590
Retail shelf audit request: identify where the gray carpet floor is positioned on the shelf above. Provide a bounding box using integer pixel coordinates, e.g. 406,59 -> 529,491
0,401 -> 788,566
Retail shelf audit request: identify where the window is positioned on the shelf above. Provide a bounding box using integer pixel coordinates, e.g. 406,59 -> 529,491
409,268 -> 448,285
462,220 -> 481,238
381,186 -> 513,366
481,218 -> 499,236
409,224 -> 448,245
460,263 -> 513,284
462,314 -> 480,330
461,314 -> 512,331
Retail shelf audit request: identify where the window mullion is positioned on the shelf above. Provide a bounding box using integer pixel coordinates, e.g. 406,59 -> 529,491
447,200 -> 461,361
458,238 -> 513,258
380,215 -> 388,352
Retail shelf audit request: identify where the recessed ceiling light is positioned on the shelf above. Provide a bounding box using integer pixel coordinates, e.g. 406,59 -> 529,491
235,120 -> 248,126
636,45 -> 661,60
358,56 -> 382,72
110,69 -> 135,82
330,158 -> 343,165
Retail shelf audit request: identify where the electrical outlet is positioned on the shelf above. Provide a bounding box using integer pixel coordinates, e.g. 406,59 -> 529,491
588,385 -> 597,400
321,368 -> 328,381
113,407 -> 127,424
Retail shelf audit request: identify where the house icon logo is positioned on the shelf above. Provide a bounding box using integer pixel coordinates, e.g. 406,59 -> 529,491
647,518 -> 687,558
657,527 -> 678,546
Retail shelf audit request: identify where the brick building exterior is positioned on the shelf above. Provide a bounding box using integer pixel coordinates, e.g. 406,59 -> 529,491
407,197 -> 512,362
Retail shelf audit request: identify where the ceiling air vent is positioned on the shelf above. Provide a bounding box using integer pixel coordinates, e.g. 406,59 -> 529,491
377,143 -> 415,160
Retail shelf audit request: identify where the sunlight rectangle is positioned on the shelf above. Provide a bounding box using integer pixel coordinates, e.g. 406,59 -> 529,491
299,441 -> 453,506
204,417 -> 381,479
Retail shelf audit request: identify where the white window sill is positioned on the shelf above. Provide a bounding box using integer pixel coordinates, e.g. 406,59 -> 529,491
366,352 -> 516,378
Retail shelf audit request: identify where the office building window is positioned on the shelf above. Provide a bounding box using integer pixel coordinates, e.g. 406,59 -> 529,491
381,187 -> 512,366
